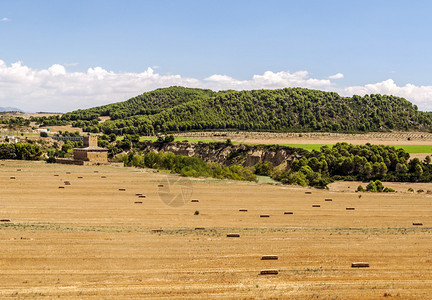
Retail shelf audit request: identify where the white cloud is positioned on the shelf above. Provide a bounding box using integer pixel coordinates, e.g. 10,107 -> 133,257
0,59 -> 432,112
329,73 -> 344,79
340,79 -> 432,109
1,17 -> 10,22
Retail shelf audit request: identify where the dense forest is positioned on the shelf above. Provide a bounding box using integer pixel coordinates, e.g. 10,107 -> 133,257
59,86 -> 432,134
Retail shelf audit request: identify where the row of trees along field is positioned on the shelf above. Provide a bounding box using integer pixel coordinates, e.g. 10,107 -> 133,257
0,143 -> 42,160
55,86 -> 432,134
270,143 -> 432,187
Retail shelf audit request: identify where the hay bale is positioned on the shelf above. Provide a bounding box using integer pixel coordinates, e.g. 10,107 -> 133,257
261,255 -> 278,260
134,201 -> 143,204
10,177 -> 15,179
351,262 -> 369,268
260,214 -> 270,218
94,171 -> 99,173
305,191 -> 312,194
325,198 -> 333,201
101,176 -> 106,178
58,186 -> 65,189
227,233 -> 240,237
135,193 -> 142,196
66,172 -> 71,174
77,176 -> 83,179
0,219 -> 11,222
16,169 -> 21,171
312,205 -> 320,207
64,181 -> 71,185
195,227 -> 205,230
412,222 -> 423,226
152,229 -> 163,233
138,195 -> 146,198
191,199 -> 199,203
54,174 -> 59,177
284,211 -> 293,215
158,184 -> 164,187
119,188 -> 126,191
346,207 -> 355,210
260,270 -> 279,275
239,209 -> 248,212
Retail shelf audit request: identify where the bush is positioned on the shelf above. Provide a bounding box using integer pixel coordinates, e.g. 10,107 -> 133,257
357,185 -> 365,192
194,210 -> 199,215
408,188 -> 414,192
46,156 -> 56,163
40,131 -> 48,137
417,189 -> 424,193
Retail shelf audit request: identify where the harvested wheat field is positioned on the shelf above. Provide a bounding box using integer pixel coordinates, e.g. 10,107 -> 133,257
1,160 -> 432,299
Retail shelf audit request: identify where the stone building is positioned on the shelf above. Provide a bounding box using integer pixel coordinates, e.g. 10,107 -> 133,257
57,136 -> 109,165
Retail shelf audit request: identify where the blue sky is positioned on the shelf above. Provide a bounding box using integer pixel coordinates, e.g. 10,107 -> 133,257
1,0 -> 432,112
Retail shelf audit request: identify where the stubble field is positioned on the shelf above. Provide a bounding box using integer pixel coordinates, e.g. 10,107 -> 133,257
1,160 -> 432,299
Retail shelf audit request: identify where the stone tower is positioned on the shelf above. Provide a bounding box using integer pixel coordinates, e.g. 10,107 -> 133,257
83,136 -> 98,147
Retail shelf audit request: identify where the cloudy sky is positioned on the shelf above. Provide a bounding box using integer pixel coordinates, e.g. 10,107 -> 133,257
1,0 -> 432,112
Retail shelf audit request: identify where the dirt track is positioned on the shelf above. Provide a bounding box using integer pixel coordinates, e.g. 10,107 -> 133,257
1,161 -> 432,299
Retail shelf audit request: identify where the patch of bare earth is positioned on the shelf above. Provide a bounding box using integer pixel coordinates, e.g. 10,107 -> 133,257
176,131 -> 432,145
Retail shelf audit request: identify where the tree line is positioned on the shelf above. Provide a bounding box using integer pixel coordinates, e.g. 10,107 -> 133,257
58,86 -> 432,134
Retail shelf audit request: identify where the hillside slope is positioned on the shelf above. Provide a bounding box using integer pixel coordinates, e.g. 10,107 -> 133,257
62,86 -> 432,134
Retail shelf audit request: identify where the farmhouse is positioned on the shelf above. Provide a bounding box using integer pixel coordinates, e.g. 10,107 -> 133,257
56,136 -> 109,165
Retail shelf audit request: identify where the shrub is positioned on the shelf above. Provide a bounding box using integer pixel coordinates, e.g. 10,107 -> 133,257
46,156 -> 56,163
357,185 -> 365,192
194,210 -> 199,215
408,188 -> 414,192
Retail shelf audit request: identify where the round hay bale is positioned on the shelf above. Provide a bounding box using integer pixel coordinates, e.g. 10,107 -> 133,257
152,229 -> 163,233
191,199 -> 199,203
260,214 -> 270,218
135,193 -> 142,196
412,222 -> 423,226
195,227 -> 205,230
305,191 -> 312,194
101,176 -> 106,178
134,201 -> 143,204
138,195 -> 146,198
325,198 -> 333,201
0,219 -> 11,222
10,177 -> 15,179
158,184 -> 164,187
118,188 -> 126,191
284,211 -> 293,215
312,205 -> 320,208
58,186 -> 65,189
239,209 -> 248,212
346,207 -> 355,210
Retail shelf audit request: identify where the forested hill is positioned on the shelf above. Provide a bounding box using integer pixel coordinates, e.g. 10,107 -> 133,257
61,86 -> 432,135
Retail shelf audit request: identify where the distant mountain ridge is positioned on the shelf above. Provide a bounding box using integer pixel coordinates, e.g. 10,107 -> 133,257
0,107 -> 23,112
61,86 -> 432,135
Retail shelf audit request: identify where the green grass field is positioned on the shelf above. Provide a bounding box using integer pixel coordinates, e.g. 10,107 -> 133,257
135,137 -> 432,154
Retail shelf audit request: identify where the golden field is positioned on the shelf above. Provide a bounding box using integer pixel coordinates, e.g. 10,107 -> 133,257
1,160 -> 432,299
